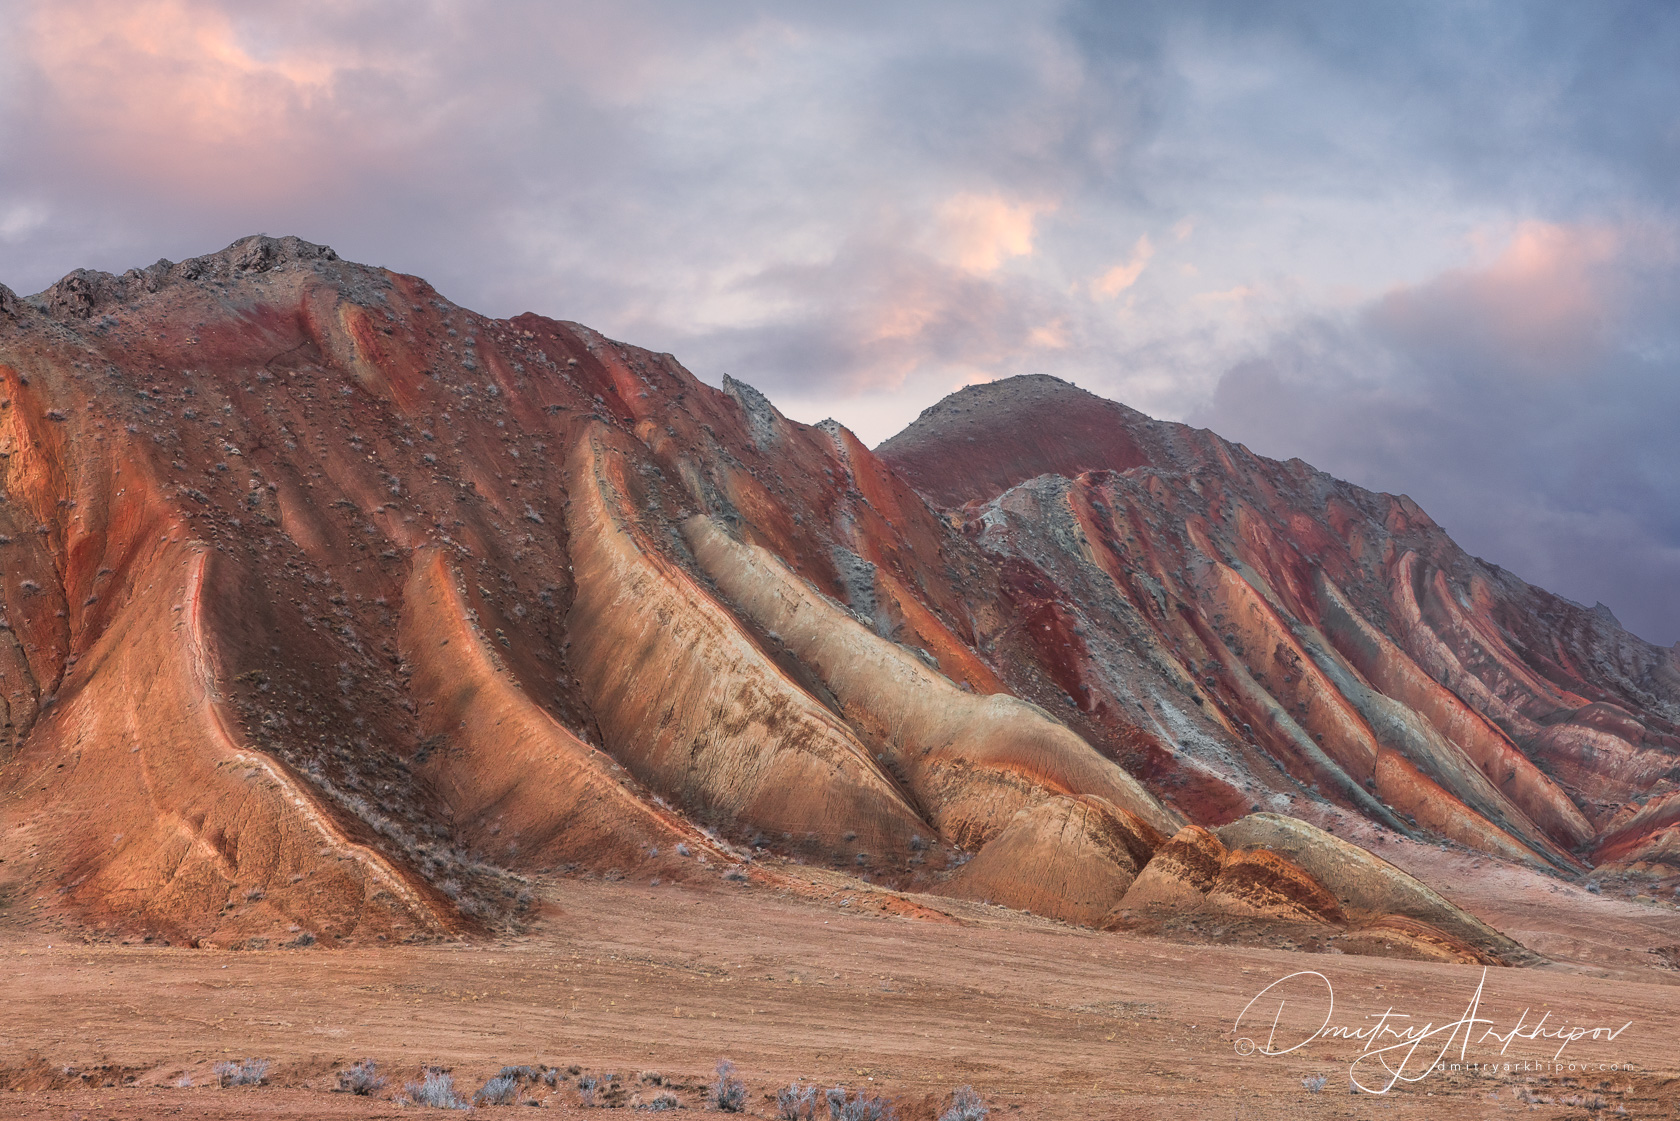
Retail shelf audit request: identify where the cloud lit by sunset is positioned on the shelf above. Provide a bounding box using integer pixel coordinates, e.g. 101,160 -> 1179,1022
1092,235 -> 1154,298
1370,220 -> 1629,376
23,1 -> 370,195
2,0 -> 1677,640
935,192 -> 1048,274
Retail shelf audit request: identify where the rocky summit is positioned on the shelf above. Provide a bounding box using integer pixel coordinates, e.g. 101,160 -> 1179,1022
0,236 -> 1674,962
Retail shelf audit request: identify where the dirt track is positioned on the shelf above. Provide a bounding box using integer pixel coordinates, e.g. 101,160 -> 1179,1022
5,857 -> 1680,1120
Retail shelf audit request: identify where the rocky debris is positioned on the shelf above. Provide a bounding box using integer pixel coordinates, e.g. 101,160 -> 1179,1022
182,233 -> 339,278
27,235 -> 342,322
45,268 -> 108,318
720,373 -> 782,450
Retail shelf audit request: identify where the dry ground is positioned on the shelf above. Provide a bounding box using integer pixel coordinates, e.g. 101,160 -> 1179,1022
3,846 -> 1679,1120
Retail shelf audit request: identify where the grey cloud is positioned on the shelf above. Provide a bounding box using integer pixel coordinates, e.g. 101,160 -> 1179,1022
658,232 -> 1065,390
1195,226 -> 1680,644
1046,0 -> 1680,266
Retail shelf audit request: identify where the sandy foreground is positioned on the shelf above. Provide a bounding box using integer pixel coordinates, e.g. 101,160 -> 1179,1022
3,842 -> 1679,1120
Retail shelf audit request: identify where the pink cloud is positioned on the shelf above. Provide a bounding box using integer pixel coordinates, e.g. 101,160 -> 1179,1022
1370,220 -> 1631,376
934,192 -> 1050,273
21,0 -> 418,202
1091,233 -> 1153,298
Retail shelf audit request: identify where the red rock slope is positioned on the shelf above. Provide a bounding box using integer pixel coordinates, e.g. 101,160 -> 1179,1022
879,374 -> 1680,881
0,238 -> 1175,947
0,238 -> 1652,964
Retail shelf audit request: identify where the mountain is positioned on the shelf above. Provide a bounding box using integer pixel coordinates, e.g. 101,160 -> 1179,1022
0,236 -> 1671,962
878,375 -> 1680,873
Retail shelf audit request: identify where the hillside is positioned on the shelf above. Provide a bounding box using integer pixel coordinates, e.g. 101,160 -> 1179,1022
0,238 -> 1672,965
880,375 -> 1680,881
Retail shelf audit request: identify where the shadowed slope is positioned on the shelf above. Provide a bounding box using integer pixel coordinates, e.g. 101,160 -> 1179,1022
399,547 -> 715,876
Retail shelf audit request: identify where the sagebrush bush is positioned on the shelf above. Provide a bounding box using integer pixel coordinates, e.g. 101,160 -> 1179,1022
1302,1073 -> 1328,1093
213,1058 -> 269,1087
579,1074 -> 602,1107
640,1091 -> 681,1110
938,1086 -> 988,1121
475,1073 -> 520,1105
778,1082 -> 818,1120
712,1060 -> 747,1112
405,1069 -> 468,1110
837,1092 -> 893,1121
336,1060 -> 385,1096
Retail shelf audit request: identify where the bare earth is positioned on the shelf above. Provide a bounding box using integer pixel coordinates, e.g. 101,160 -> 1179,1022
4,844 -> 1679,1120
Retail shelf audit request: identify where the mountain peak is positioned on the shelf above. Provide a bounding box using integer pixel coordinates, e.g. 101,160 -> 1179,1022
877,374 -> 1157,507
15,235 -> 343,323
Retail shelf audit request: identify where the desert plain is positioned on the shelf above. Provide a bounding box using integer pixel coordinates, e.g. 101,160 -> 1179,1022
5,834 -> 1678,1120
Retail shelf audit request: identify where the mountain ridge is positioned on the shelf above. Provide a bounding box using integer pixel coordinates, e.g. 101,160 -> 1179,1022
878,369 -> 1678,874
0,235 -> 1672,963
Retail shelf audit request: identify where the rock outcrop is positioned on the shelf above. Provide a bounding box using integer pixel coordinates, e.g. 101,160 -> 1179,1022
1113,816 -> 1527,963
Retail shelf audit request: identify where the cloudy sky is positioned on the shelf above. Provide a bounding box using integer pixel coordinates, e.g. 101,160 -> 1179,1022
1,1 -> 1676,642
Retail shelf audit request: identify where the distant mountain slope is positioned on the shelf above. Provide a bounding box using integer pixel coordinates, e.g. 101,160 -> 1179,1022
879,374 -> 1680,876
